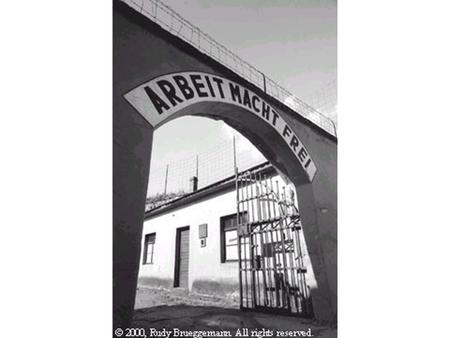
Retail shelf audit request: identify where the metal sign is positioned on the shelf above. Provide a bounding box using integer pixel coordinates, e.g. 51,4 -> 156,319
124,71 -> 317,181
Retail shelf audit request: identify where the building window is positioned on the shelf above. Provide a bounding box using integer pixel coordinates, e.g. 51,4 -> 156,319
220,213 -> 248,262
143,233 -> 156,264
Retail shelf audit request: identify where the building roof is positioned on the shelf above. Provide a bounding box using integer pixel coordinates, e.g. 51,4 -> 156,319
144,161 -> 275,220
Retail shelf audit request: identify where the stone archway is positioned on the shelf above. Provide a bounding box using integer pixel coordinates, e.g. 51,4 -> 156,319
113,0 -> 337,330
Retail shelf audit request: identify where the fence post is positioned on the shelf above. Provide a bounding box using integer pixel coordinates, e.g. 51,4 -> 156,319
196,155 -> 199,178
233,135 -> 237,173
164,164 -> 169,195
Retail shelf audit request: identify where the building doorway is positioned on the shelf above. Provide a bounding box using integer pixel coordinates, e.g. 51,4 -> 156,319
174,226 -> 190,288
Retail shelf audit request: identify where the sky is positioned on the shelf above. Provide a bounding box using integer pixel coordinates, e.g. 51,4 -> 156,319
147,0 -> 337,194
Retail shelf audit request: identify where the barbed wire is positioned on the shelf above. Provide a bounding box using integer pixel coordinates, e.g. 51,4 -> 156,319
147,137 -> 266,197
120,0 -> 337,136
302,79 -> 337,127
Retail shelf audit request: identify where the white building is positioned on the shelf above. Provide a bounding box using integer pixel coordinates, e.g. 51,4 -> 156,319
137,162 -> 315,314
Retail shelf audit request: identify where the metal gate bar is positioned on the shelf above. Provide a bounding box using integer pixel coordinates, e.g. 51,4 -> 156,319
235,169 -> 313,317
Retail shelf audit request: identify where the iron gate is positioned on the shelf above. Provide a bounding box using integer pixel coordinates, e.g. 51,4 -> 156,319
235,169 -> 313,317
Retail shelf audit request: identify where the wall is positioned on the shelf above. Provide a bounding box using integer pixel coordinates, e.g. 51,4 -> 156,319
138,186 -> 238,295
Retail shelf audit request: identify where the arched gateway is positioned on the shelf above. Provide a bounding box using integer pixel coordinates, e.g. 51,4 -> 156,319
114,0 -> 337,330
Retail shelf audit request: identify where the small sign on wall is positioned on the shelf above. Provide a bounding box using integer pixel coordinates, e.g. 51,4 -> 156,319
199,224 -> 207,248
199,223 -> 208,239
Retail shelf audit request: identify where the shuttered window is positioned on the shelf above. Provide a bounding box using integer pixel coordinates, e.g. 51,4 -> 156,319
143,233 -> 156,264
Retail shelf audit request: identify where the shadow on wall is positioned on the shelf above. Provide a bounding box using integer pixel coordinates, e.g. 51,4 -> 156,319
137,277 -> 240,298
138,276 -> 173,289
135,278 -> 240,310
192,279 -> 239,299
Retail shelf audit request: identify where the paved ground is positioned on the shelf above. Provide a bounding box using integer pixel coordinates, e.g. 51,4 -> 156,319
133,287 -> 336,338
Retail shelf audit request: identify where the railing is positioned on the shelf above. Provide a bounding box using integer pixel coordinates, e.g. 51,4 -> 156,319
120,0 -> 337,137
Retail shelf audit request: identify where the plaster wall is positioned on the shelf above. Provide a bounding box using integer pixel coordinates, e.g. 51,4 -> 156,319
138,187 -> 238,292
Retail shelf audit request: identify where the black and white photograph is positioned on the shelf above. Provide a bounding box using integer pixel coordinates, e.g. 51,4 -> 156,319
114,0 -> 337,337
3,1 -> 450,338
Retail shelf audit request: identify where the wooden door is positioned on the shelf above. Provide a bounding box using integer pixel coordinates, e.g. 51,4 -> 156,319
174,226 -> 190,288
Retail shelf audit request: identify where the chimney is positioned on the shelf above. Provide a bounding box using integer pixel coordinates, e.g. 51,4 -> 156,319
190,176 -> 198,193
